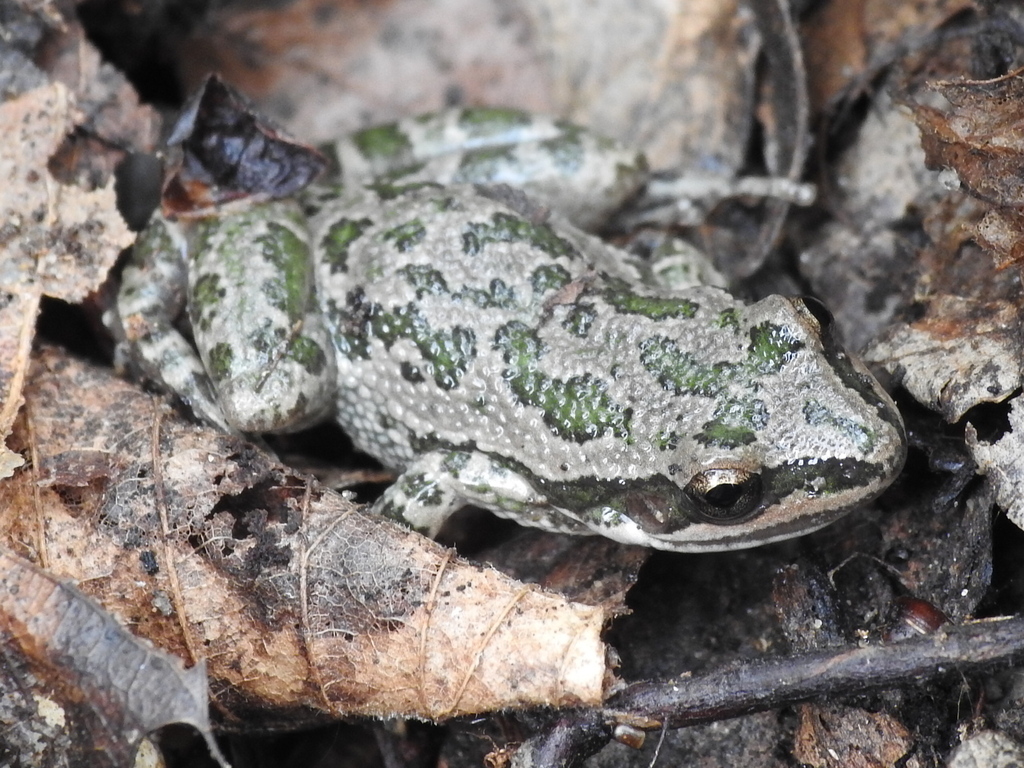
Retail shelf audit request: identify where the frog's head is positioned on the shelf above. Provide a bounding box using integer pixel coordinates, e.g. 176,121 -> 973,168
548,294 -> 906,552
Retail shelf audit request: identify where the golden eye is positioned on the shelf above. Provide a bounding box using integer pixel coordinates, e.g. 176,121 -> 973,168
684,468 -> 762,523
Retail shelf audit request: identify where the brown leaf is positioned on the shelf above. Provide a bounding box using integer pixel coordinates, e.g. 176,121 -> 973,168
0,82 -> 133,302
0,546 -> 227,768
3,347 -> 607,722
0,79 -> 135,480
793,703 -> 920,768
864,194 -> 1024,421
802,0 -> 972,113
909,68 -> 1024,206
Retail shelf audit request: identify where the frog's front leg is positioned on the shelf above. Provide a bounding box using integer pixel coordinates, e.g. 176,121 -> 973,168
112,215 -> 236,433
374,450 -> 551,537
114,201 -> 339,435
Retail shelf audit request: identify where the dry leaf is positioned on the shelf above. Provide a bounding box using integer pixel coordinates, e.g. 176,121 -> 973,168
947,731 -> 1024,768
0,82 -> 135,479
802,0 -> 973,113
975,208 -> 1024,269
910,68 -> 1024,206
3,347 -> 607,721
0,82 -> 133,303
792,702 -> 921,768
0,547 -> 228,768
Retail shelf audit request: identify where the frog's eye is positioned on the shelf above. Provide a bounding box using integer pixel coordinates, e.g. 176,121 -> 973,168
794,295 -> 834,335
684,468 -> 762,523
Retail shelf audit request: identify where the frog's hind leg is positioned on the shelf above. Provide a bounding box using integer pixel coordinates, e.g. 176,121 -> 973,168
109,216 -> 237,433
372,450 -> 548,537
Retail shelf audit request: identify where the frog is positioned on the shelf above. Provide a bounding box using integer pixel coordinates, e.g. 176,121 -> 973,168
110,107 -> 906,552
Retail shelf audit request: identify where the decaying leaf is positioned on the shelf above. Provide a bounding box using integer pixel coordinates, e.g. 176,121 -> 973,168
967,397 -> 1024,532
3,347 -> 608,721
813,69 -> 1024,422
0,82 -> 135,479
792,702 -> 920,767
802,0 -> 973,113
975,208 -> 1024,269
947,730 -> 1024,768
909,68 -> 1024,207
866,292 -> 1024,421
0,547 -> 228,768
0,81 -> 134,303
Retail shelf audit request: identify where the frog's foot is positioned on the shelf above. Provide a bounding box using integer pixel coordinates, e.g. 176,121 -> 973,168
371,450 -> 547,537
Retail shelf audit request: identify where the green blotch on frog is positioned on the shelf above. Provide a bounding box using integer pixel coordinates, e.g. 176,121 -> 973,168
462,212 -> 581,261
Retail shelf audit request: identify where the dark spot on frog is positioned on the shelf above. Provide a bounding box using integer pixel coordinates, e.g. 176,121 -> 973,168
696,398 -> 768,449
397,264 -> 449,298
381,219 -> 427,252
286,336 -> 328,375
494,320 -> 632,444
190,272 -> 225,332
530,263 -> 572,296
454,278 -> 518,309
401,361 -> 425,383
561,302 -> 597,337
462,211 -> 581,260
351,121 -> 413,161
747,321 -> 804,374
540,128 -> 586,174
603,280 -> 699,319
452,146 -> 518,182
441,451 -> 472,476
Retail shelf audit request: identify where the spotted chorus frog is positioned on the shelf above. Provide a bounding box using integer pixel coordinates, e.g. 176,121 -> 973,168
111,107 -> 906,552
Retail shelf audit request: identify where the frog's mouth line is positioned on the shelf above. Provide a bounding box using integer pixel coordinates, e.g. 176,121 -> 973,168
532,455 -> 897,533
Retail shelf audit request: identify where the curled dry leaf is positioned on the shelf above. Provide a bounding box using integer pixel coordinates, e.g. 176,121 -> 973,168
162,74 -> 328,216
0,548 -> 228,768
866,291 -> 1024,421
839,71 -> 1024,421
3,347 -> 607,721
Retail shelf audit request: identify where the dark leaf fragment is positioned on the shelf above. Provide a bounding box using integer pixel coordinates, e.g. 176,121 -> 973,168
162,74 -> 327,216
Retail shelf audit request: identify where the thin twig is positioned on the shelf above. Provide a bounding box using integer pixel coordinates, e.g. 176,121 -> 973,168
513,615 -> 1024,768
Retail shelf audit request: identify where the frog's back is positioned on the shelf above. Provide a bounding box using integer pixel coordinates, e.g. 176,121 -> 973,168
309,183 -> 642,466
